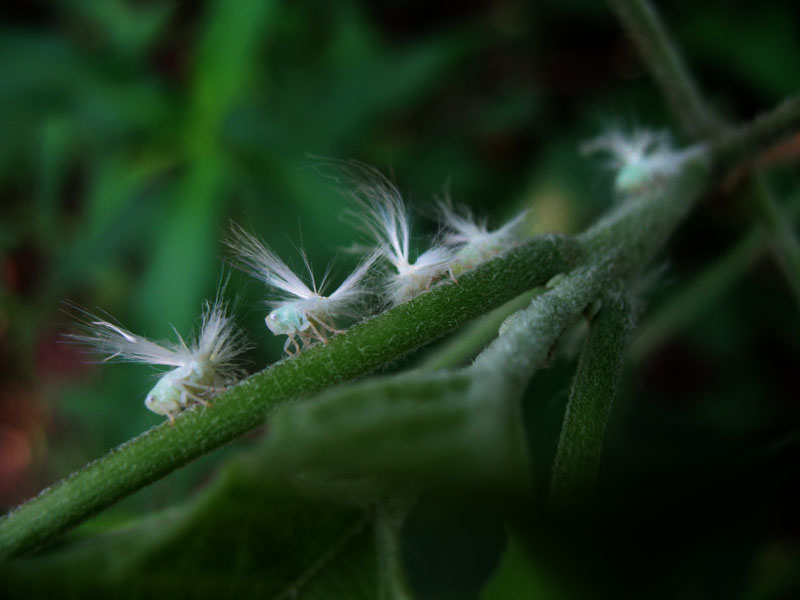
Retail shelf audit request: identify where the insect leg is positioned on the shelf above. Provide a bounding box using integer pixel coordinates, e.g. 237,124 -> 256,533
447,266 -> 460,285
306,319 -> 328,345
180,384 -> 212,407
316,318 -> 345,335
290,334 -> 302,355
192,383 -> 226,394
297,330 -> 314,350
284,335 -> 299,356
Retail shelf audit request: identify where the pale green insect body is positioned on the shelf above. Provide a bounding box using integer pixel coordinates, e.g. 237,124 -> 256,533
144,359 -> 217,422
266,301 -> 336,339
265,297 -> 345,355
615,162 -> 651,195
614,153 -> 699,195
266,305 -> 306,336
582,128 -> 706,197
69,298 -> 250,424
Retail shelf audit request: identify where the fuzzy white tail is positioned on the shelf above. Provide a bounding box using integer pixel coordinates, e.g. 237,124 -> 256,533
224,222 -> 325,300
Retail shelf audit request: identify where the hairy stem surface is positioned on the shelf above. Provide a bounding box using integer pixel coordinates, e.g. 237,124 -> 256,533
471,267 -> 602,392
606,0 -> 724,138
711,95 -> 800,165
549,291 -> 635,508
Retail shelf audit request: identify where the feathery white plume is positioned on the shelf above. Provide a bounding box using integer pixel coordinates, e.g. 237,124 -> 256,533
224,222 -> 378,355
328,160 -> 454,306
581,128 -> 705,195
437,197 -> 530,273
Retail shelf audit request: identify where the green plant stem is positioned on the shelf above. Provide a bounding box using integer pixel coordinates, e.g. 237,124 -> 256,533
462,268 -> 606,495
0,235 -> 576,561
710,94 -> 800,165
0,142 -> 712,560
419,288 -> 541,371
471,267 -> 602,392
469,157 -> 710,389
579,161 -> 710,276
537,159 -> 709,501
608,1 -> 800,162
250,155 -> 711,535
468,160 -> 709,502
549,290 -> 635,508
605,0 -> 724,139
748,178 -> 800,312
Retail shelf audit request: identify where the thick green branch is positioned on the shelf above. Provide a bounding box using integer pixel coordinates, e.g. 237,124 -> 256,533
418,289 -> 541,372
540,158 -> 708,508
0,235 -> 577,561
579,160 -> 710,276
549,291 -> 635,508
606,0 -> 724,138
471,267 -> 603,392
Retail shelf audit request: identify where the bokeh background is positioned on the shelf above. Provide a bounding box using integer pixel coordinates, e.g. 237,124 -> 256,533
1,0 -> 800,597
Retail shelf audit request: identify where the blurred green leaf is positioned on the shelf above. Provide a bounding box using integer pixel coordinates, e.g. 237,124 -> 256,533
0,34 -> 167,156
681,8 -> 800,99
138,0 -> 274,336
263,371 -> 530,491
58,0 -> 174,59
0,457 -> 383,599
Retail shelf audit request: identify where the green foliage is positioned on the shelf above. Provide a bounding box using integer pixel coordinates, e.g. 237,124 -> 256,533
0,456 -> 382,599
2,0 -> 800,598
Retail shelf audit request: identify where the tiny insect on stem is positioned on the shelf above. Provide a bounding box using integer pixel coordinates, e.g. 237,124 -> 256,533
225,222 -> 380,355
65,296 -> 251,423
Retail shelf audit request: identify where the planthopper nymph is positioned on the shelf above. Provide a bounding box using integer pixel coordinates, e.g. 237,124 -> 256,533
224,222 -> 379,355
67,296 -> 250,425
436,197 -> 530,275
333,161 -> 455,306
581,128 -> 706,196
